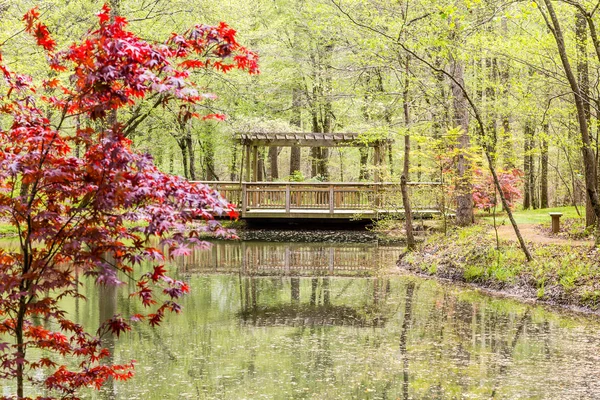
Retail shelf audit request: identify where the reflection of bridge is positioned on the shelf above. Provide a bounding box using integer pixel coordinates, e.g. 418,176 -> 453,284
196,181 -> 444,220
178,242 -> 401,277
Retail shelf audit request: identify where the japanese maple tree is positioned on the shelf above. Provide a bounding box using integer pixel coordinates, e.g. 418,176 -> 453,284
0,5 -> 257,399
472,168 -> 523,211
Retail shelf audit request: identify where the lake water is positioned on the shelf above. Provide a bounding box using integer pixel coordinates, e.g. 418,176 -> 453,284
6,241 -> 600,399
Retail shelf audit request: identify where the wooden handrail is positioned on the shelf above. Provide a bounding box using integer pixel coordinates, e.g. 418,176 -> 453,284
191,180 -> 442,186
189,180 -> 445,217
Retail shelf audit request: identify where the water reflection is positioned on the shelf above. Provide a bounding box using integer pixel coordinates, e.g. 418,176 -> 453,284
64,241 -> 600,399
180,241 -> 401,277
239,276 -> 390,327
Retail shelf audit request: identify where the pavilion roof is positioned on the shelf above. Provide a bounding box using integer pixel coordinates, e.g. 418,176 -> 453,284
237,132 -> 392,147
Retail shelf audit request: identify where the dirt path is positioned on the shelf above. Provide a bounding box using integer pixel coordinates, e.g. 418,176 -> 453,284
494,223 -> 593,246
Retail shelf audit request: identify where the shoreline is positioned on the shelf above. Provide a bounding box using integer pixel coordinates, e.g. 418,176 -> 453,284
397,223 -> 600,315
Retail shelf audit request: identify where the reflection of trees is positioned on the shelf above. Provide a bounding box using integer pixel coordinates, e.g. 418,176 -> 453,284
238,277 -> 390,327
291,278 -> 300,303
98,282 -> 117,400
490,309 -> 531,398
399,282 -> 415,400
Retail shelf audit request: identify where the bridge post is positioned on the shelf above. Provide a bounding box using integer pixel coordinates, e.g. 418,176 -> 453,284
241,183 -> 248,217
285,184 -> 291,214
329,185 -> 334,214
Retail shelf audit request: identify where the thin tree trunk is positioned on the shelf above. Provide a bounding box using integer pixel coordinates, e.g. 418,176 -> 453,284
205,138 -> 215,181
16,297 -> 26,399
485,56 -> 498,164
230,145 -> 238,181
185,134 -> 196,180
290,88 -> 302,177
500,16 -> 514,170
401,175 -> 416,250
540,124 -> 549,208
402,56 -> 415,250
178,140 -> 189,179
523,122 -> 535,209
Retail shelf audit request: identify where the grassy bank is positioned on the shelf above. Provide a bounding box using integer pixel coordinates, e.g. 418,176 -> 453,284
399,223 -> 600,312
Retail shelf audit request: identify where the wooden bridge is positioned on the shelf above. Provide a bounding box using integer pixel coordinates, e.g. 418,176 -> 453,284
194,181 -> 445,220
192,132 -> 447,220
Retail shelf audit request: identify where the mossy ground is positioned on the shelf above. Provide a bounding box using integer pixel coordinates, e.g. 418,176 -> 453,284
399,223 -> 600,311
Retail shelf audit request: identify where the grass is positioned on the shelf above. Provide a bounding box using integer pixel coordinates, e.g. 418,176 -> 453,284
400,222 -> 600,311
0,221 -> 18,236
479,206 -> 583,225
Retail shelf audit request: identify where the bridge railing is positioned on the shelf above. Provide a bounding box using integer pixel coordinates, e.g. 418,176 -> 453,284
192,181 -> 444,216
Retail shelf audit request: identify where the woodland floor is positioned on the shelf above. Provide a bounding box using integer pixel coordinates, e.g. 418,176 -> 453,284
495,223 -> 593,245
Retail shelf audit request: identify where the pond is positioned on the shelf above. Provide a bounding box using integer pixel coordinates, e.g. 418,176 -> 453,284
5,241 -> 600,399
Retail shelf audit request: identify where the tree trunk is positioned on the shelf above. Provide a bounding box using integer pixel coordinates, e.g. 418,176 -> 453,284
485,56 -> 498,164
230,145 -> 238,181
500,16 -> 514,170
451,61 -> 474,226
320,148 -> 329,179
311,147 -> 320,178
523,122 -> 534,210
16,296 -> 26,399
290,88 -> 302,177
257,150 -> 264,182
575,10 -> 596,226
205,138 -> 215,181
402,56 -> 415,250
359,147 -> 369,180
541,0 -> 600,236
401,175 -> 416,250
290,147 -> 301,177
268,146 -> 279,180
540,124 -> 549,208
185,134 -> 196,180
178,140 -> 189,179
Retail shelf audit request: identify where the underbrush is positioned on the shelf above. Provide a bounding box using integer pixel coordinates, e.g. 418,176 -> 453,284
400,224 -> 600,310
536,217 -> 594,240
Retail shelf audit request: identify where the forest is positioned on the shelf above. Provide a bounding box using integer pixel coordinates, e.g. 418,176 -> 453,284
1,0 -> 598,221
2,0 -> 600,399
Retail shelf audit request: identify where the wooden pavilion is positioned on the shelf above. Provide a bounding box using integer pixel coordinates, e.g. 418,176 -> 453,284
238,132 -> 392,183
